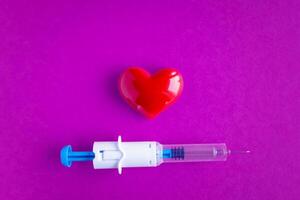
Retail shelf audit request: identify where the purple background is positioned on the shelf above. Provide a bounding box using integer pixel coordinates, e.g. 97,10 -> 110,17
1,0 -> 300,199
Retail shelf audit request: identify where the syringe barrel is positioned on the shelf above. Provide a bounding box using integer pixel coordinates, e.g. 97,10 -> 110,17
162,143 -> 229,163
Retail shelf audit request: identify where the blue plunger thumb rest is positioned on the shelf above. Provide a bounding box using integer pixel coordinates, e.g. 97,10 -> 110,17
60,145 -> 95,167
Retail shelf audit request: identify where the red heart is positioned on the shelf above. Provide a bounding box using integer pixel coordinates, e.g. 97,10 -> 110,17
119,67 -> 184,118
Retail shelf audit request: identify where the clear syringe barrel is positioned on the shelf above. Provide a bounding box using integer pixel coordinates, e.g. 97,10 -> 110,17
161,143 -> 229,163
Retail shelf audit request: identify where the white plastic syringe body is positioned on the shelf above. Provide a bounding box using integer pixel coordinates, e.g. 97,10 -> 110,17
93,136 -> 162,174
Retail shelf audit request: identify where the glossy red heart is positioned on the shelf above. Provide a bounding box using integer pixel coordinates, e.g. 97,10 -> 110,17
119,67 -> 184,118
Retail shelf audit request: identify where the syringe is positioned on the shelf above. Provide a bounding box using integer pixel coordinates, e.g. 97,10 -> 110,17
60,136 -> 249,174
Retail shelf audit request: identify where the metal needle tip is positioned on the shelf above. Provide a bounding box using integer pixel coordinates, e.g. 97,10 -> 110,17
228,150 -> 251,155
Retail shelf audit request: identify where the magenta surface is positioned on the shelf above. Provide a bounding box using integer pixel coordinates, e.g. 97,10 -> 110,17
1,1 -> 300,199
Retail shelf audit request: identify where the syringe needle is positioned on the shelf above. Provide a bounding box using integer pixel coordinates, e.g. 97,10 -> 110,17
228,150 -> 251,155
